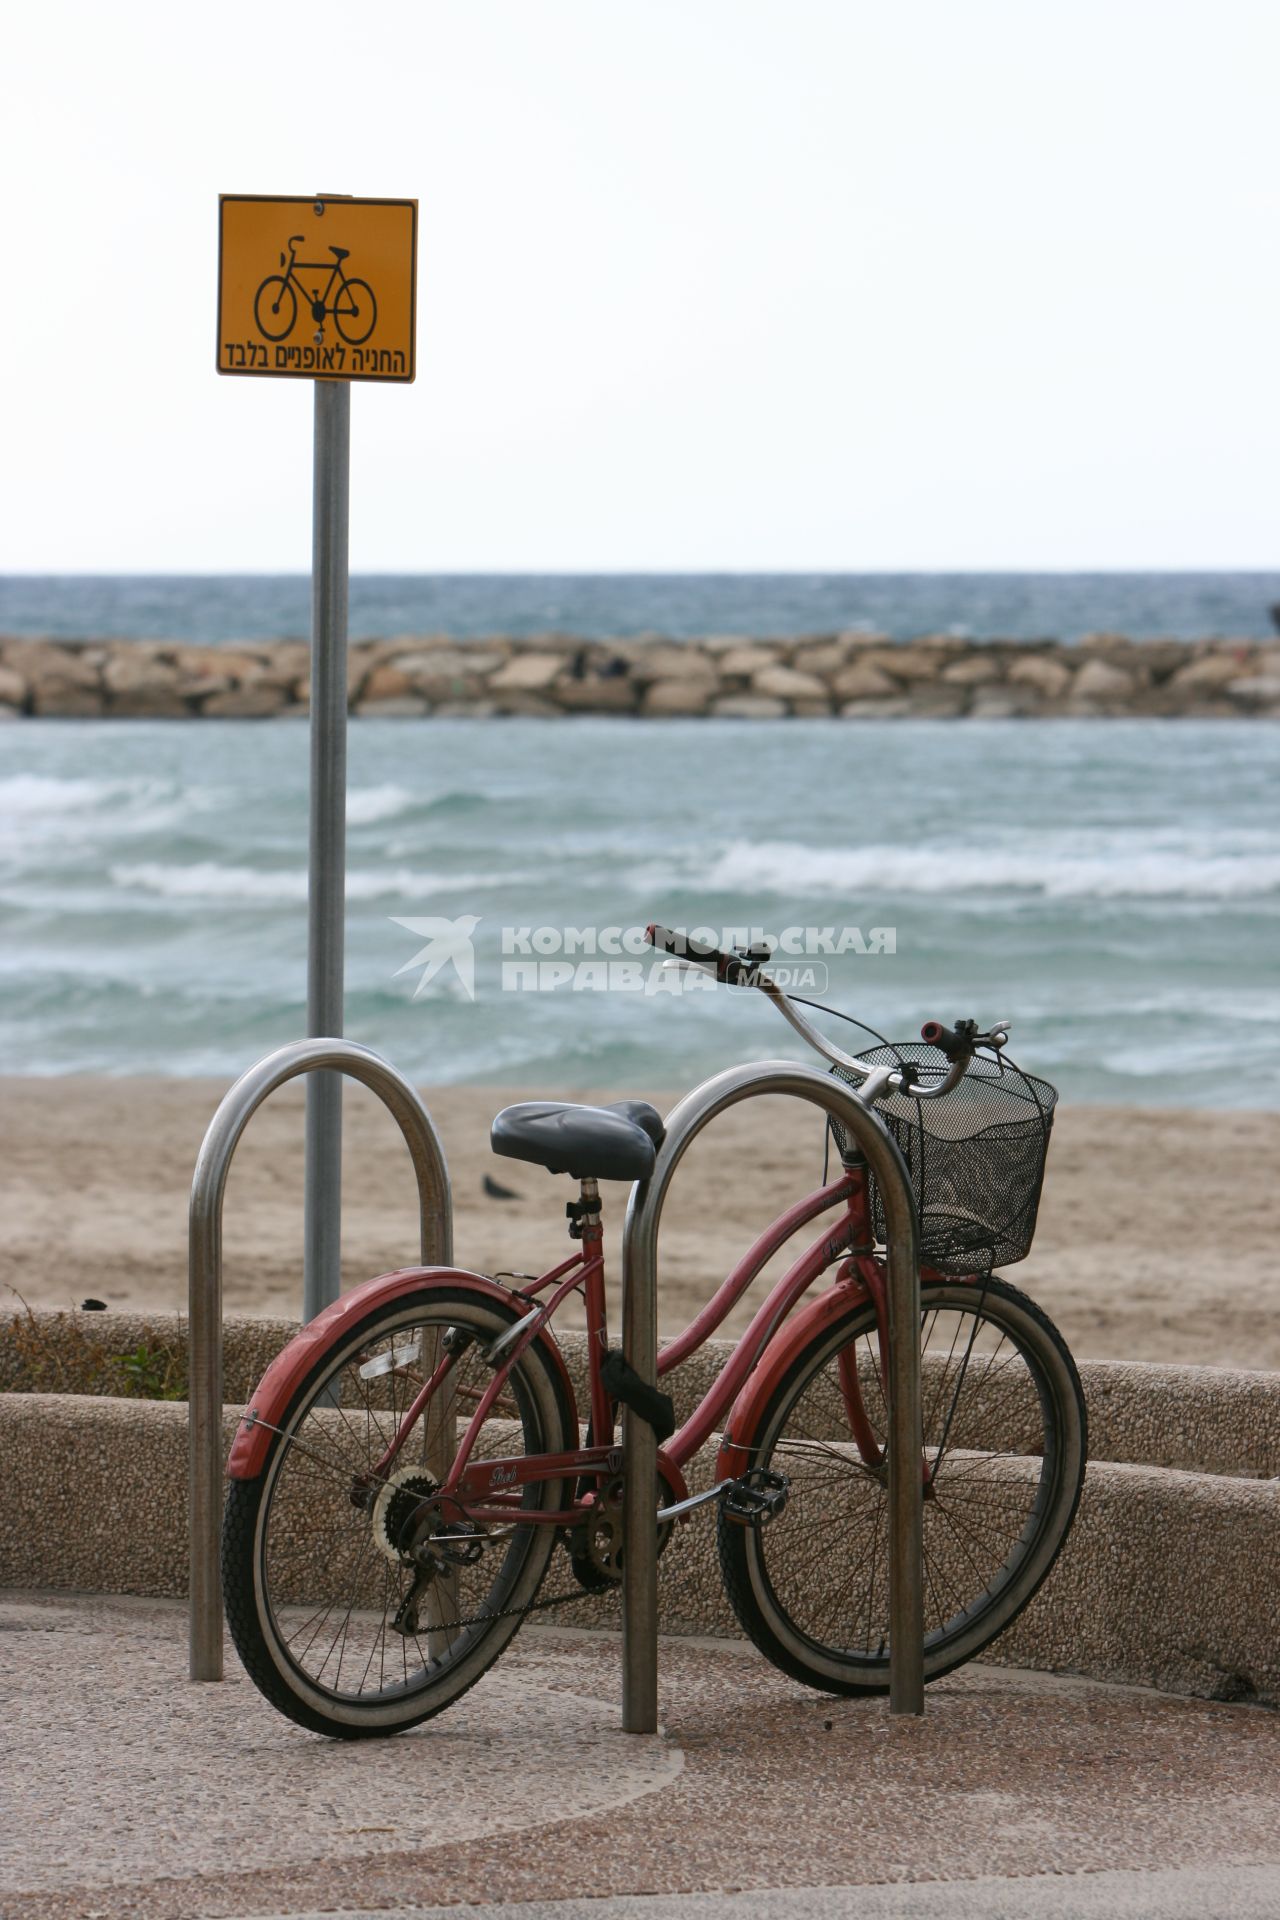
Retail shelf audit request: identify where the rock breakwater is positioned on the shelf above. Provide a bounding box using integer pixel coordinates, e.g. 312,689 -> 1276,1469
3,631 -> 1278,718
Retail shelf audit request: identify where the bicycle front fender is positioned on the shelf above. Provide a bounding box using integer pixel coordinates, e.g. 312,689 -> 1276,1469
226,1266 -> 579,1480
715,1276 -> 871,1483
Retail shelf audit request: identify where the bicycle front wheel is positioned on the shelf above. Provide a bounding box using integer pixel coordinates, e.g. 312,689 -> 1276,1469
253,275 -> 297,342
222,1286 -> 573,1738
335,277 -> 377,345
718,1276 -> 1086,1694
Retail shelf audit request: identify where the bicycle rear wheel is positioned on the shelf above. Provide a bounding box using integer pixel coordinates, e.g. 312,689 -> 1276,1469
717,1275 -> 1085,1693
253,275 -> 297,342
222,1286 -> 572,1738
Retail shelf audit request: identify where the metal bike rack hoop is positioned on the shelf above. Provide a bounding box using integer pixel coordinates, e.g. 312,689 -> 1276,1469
619,1058 -> 924,1731
188,1037 -> 453,1682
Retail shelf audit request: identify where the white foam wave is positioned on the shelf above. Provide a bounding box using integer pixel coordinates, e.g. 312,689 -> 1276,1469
0,773 -> 158,816
703,839 -> 1280,901
110,862 -> 307,901
109,862 -> 498,903
347,785 -> 415,826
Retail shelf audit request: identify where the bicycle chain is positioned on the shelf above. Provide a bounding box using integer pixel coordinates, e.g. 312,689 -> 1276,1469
240,1412 -> 612,1635
411,1562 -> 606,1637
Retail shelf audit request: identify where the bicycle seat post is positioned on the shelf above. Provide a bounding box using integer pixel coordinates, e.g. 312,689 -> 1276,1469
567,1176 -> 602,1242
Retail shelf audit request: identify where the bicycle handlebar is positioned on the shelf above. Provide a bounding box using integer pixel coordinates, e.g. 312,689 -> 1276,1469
646,923 -> 755,985
645,922 -> 975,1103
920,1019 -> 973,1062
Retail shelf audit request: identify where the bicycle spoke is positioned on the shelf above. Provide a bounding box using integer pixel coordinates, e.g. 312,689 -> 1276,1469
238,1298 -> 568,1725
719,1276 -> 1083,1691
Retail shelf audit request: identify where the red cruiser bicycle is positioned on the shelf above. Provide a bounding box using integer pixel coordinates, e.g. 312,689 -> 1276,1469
222,923 -> 1086,1738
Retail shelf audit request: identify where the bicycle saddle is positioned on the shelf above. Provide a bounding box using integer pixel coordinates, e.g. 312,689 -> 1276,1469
490,1100 -> 664,1181
330,245 -> 350,260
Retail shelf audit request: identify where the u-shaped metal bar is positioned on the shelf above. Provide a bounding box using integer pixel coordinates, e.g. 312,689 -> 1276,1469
188,1038 -> 453,1681
620,1058 -> 924,1727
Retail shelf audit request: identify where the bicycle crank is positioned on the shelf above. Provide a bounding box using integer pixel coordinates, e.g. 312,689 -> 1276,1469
568,1473 -> 676,1593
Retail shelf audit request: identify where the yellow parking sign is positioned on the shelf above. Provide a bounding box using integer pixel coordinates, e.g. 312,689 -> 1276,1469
217,195 -> 417,382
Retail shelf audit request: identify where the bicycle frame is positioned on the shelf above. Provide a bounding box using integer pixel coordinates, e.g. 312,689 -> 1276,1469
280,243 -> 358,318
374,1159 -> 901,1532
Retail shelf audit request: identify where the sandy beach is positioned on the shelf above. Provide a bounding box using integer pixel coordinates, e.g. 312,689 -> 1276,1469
3,1075 -> 1277,1370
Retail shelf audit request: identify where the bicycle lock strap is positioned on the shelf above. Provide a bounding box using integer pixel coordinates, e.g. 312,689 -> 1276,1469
600,1349 -> 677,1444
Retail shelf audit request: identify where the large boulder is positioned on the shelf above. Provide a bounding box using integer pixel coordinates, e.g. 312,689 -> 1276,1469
831,659 -> 900,702
715,644 -> 783,680
487,652 -> 566,694
201,686 -> 288,718
1072,657 -> 1137,702
11,642 -> 102,714
642,678 -> 714,716
942,652 -> 1004,686
857,647 -> 948,684
553,673 -> 638,713
1225,674 -> 1280,711
626,645 -> 716,686
751,664 -> 829,704
792,639 -> 852,677
354,696 -> 430,718
711,694 -> 788,719
1169,652 -> 1253,692
391,649 -> 506,699
0,665 -> 27,708
1008,654 -> 1072,698
361,663 -> 415,702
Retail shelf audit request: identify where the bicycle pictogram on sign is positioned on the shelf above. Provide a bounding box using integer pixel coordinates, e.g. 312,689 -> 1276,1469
217,195 -> 416,383
254,237 -> 378,346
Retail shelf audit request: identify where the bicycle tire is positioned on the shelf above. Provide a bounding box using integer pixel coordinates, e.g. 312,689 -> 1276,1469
717,1275 -> 1086,1694
222,1285 -> 573,1739
335,276 -> 377,346
253,275 -> 297,343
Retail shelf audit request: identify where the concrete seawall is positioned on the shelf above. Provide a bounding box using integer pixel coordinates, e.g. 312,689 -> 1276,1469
4,1310 -> 1277,1704
3,631 -> 1280,718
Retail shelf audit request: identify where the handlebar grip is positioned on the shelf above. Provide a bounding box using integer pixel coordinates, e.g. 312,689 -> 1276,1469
646,923 -> 749,985
920,1019 -> 974,1062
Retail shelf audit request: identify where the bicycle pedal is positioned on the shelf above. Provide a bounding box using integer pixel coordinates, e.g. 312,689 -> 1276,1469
720,1467 -> 789,1526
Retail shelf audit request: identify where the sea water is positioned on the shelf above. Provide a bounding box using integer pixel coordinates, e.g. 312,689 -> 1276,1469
1,715 -> 1276,1106
2,571 -> 1279,644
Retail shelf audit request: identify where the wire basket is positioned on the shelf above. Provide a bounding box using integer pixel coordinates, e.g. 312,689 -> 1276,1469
830,1043 -> 1058,1275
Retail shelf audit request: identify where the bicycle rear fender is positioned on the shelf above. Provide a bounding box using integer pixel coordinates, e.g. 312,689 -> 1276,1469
226,1266 -> 579,1481
715,1277 -> 869,1482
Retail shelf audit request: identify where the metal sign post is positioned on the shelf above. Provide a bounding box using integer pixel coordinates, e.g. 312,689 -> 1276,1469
304,379 -> 350,1319
217,191 -> 418,1318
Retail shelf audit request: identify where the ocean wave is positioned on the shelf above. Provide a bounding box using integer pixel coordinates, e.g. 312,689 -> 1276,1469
346,785 -> 492,830
702,839 -> 1280,902
108,862 -> 508,903
0,771 -> 155,810
0,772 -> 169,817
346,784 -> 415,826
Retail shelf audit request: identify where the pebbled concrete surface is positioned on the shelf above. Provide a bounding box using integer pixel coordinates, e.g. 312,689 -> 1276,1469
5,1392 -> 1279,1704
3,1595 -> 1280,1920
0,1595 -> 679,1906
238,1869 -> 1280,1918
8,1314 -> 1280,1481
242,1871 -> 1280,1919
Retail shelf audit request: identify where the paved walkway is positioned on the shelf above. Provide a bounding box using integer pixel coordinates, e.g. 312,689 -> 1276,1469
3,1592 -> 1279,1920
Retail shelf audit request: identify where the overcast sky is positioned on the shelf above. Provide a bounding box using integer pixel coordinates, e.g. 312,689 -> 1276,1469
4,0 -> 1276,572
